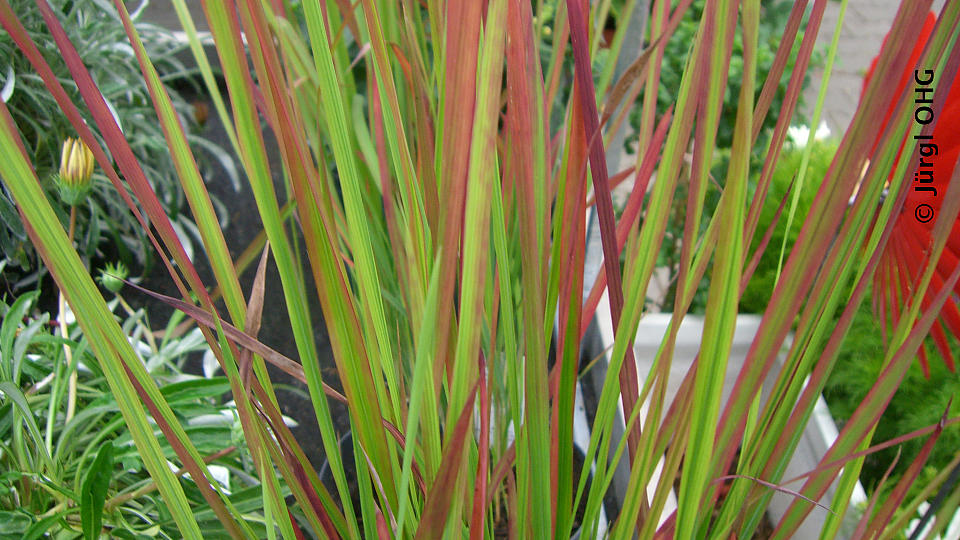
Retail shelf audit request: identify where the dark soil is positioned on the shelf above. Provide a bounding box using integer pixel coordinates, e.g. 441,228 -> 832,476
131,78 -> 347,472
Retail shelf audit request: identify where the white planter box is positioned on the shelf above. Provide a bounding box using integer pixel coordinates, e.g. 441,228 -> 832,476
585,293 -> 868,537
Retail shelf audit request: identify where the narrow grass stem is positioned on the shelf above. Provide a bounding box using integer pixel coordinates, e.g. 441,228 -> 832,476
104,446 -> 237,511
63,206 -> 78,426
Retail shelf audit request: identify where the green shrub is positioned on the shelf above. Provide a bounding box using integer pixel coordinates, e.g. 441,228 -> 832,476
628,0 -> 814,154
740,138 -> 838,313
825,300 -> 960,503
0,288 -> 262,538
0,0 -> 234,291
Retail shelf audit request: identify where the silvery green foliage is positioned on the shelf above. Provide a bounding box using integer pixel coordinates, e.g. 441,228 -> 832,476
0,0 -> 236,291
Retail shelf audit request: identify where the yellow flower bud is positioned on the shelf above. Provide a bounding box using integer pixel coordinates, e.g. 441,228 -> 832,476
57,137 -> 95,205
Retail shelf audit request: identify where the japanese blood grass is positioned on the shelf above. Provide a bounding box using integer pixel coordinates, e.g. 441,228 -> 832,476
1,0 -> 960,538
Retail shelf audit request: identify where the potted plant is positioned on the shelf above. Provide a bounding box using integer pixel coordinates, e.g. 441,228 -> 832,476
1,0 -> 958,538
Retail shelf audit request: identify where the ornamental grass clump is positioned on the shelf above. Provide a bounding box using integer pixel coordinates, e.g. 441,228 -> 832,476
1,0 -> 959,538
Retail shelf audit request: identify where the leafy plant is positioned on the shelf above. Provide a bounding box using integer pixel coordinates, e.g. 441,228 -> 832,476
0,0 -> 236,292
0,289 -> 262,538
0,0 -> 959,538
627,0 -> 820,314
825,299 -> 960,505
740,137 -> 838,313
628,0 -> 815,154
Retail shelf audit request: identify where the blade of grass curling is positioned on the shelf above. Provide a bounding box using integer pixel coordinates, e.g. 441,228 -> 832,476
121,279 -> 270,535
564,0 -> 644,459
0,102 -> 203,539
600,40 -> 659,135
675,1 -> 747,535
199,2 -> 361,532
237,245 -> 270,396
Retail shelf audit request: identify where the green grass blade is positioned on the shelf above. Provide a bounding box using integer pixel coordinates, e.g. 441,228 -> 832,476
0,101 -> 204,539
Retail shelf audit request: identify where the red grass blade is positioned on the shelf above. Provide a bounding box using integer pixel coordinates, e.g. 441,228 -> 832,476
414,383 -> 479,540
865,9 -> 960,374
564,0 -> 642,458
862,404 -> 949,538
469,353 -> 490,540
